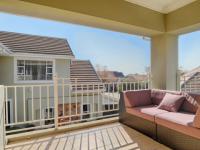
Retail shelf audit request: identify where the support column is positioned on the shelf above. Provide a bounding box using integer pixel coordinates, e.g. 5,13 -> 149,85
151,34 -> 178,90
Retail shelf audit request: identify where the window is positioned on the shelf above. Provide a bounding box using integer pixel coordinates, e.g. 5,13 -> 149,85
44,107 -> 54,125
16,60 -> 53,81
82,104 -> 90,119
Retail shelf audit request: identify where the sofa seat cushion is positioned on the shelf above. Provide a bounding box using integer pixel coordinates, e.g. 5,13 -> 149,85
155,112 -> 200,139
126,105 -> 168,122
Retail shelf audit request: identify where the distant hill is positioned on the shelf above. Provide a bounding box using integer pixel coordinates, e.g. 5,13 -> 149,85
97,71 -> 124,82
123,73 -> 148,82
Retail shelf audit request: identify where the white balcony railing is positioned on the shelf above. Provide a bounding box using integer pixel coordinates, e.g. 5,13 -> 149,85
2,77 -> 150,139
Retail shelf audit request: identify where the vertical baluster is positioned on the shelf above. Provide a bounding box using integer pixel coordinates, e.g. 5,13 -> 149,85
14,87 -> 17,123
46,86 -> 49,120
5,87 -> 8,125
75,82 -> 78,115
32,86 -> 34,121
112,83 -> 114,110
23,86 -> 26,122
108,83 -> 110,111
102,83 -> 105,112
97,84 -> 100,113
54,75 -> 59,129
87,84 -> 89,118
93,84 -> 95,114
39,86 -> 42,126
81,84 -> 84,120
69,84 -> 72,123
62,79 -> 65,117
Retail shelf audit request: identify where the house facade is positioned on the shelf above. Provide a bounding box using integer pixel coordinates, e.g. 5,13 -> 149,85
0,31 -> 115,126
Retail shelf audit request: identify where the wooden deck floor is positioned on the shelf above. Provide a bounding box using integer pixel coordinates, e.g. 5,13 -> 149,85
6,123 -> 171,150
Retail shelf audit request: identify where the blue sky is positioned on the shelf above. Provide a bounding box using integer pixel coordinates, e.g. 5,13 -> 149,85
0,12 -> 199,74
179,31 -> 200,71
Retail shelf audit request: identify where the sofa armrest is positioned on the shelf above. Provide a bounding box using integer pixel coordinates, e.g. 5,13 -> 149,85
120,90 -> 152,109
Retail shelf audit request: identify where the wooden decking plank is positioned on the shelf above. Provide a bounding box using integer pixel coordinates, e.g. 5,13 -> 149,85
81,133 -> 89,150
107,128 -> 120,148
95,130 -> 105,150
89,131 -> 97,150
118,126 -> 133,144
101,129 -> 112,150
113,126 -> 126,146
64,135 -> 74,150
73,134 -> 82,150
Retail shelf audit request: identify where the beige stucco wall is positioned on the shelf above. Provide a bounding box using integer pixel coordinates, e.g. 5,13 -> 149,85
0,56 -> 14,85
55,59 -> 70,78
166,0 -> 200,34
0,0 -> 164,36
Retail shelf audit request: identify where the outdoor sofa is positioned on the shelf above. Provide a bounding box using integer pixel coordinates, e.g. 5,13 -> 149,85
119,89 -> 200,150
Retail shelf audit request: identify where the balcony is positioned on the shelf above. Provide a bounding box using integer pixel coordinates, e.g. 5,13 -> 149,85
1,77 -> 161,149
0,0 -> 200,150
5,123 -> 170,150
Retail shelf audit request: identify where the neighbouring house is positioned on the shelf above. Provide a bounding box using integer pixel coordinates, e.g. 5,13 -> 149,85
180,66 -> 200,92
0,31 -> 115,126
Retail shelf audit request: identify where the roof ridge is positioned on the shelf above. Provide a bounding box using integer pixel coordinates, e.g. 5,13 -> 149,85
0,30 -> 67,41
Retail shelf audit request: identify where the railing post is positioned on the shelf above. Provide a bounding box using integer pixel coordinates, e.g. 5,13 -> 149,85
0,85 -> 6,149
53,75 -> 59,130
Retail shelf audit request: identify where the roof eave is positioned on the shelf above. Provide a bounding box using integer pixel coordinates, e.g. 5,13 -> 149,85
9,52 -> 75,59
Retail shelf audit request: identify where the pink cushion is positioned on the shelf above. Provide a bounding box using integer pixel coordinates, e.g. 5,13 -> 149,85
193,107 -> 200,128
155,112 -> 200,139
123,90 -> 152,108
157,93 -> 185,112
134,105 -> 168,116
181,93 -> 200,113
156,111 -> 195,126
127,105 -> 168,122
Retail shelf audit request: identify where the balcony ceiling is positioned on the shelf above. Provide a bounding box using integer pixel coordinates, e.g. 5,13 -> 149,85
125,0 -> 197,13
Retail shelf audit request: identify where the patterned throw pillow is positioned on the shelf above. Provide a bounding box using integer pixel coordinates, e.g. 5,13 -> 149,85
157,93 -> 185,112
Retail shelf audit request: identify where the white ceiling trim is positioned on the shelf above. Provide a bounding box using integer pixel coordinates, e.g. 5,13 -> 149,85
125,0 -> 197,14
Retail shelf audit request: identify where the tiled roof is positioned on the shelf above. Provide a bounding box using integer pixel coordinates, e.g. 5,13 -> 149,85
70,60 -> 102,83
0,31 -> 74,56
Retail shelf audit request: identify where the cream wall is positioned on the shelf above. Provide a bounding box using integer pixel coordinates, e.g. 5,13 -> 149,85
0,56 -> 14,85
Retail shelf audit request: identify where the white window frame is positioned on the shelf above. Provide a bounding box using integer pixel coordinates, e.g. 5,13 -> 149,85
14,57 -> 55,84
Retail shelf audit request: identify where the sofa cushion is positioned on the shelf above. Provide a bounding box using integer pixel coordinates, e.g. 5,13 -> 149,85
181,93 -> 200,114
123,90 -> 152,108
157,93 -> 185,112
151,89 -> 182,105
126,105 -> 168,122
193,107 -> 200,128
155,112 -> 200,139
